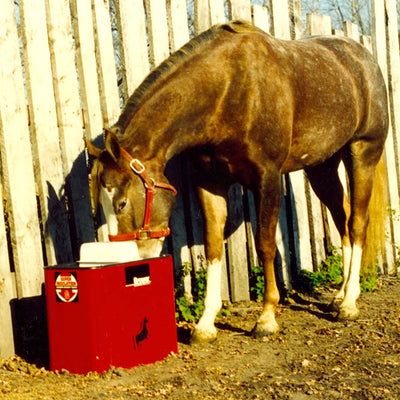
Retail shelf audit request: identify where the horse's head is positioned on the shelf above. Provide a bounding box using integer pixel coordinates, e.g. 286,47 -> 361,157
85,131 -> 177,259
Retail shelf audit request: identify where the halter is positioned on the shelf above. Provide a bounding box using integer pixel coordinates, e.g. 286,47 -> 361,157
108,148 -> 177,242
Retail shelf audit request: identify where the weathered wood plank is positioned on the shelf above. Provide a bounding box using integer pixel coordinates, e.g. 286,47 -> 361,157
70,0 -> 108,242
230,0 -> 251,21
144,0 -> 170,68
166,0 -> 194,295
45,0 -> 96,254
306,14 -> 332,36
0,181 -> 16,358
289,0 -> 303,39
168,0 -> 190,51
209,0 -> 225,25
385,0 -> 400,201
0,0 -> 44,297
20,0 -> 72,265
92,0 -> 120,127
372,0 -> 400,267
194,0 -> 210,34
270,0 -> 302,280
270,0 -> 290,39
227,185 -> 250,301
344,21 -> 360,41
114,0 -> 149,98
70,0 -> 103,141
303,14 -> 334,268
252,5 -> 270,33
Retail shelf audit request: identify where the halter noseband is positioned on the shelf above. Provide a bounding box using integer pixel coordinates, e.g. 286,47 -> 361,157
108,148 -> 177,242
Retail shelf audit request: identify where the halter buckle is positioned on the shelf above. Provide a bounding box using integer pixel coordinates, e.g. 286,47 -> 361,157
130,159 -> 145,174
137,229 -> 151,240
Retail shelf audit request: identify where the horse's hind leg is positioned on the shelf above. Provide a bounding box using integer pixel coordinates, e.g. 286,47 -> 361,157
191,184 -> 228,343
337,141 -> 382,320
305,157 -> 352,308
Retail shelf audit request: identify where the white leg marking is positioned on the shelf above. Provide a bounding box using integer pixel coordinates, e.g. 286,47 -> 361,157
192,259 -> 222,343
99,186 -> 118,236
338,244 -> 362,320
334,245 -> 352,303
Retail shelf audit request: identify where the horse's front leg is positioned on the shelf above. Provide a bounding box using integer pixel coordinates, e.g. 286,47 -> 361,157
252,172 -> 281,336
191,186 -> 228,343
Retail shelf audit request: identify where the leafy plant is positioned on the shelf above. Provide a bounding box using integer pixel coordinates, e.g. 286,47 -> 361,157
249,264 -> 264,301
360,266 -> 379,292
175,266 -> 207,323
299,247 -> 344,292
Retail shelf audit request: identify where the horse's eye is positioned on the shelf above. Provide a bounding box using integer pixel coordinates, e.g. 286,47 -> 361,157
117,199 -> 127,212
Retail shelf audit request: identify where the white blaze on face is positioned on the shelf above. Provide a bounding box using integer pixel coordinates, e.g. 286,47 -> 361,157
99,186 -> 118,236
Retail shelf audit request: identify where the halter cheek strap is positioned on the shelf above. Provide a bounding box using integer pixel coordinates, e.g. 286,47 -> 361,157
108,148 -> 177,242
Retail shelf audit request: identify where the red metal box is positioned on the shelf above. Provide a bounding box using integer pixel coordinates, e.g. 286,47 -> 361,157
44,256 -> 177,374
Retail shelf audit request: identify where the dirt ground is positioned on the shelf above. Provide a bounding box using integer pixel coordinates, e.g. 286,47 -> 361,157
1,276 -> 399,400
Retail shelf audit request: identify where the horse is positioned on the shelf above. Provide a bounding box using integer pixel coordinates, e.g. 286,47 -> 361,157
85,20 -> 388,343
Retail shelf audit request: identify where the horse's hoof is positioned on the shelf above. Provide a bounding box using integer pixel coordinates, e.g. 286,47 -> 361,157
251,321 -> 279,338
337,306 -> 360,321
329,297 -> 342,312
191,327 -> 217,344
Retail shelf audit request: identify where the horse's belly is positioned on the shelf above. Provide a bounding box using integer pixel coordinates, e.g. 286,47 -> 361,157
282,128 -> 351,173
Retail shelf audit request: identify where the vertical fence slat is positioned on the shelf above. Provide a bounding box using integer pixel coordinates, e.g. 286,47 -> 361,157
344,21 -> 360,41
372,0 -> 400,267
384,0 -> 400,272
70,0 -> 108,242
306,14 -> 332,36
0,181 -> 16,357
92,0 -> 120,127
0,0 -> 44,297
70,0 -> 103,141
229,0 -> 251,21
270,0 -> 301,281
209,0 -> 225,25
168,0 -> 190,51
271,0 -> 290,39
227,185 -> 250,302
290,0 -> 303,39
20,0 -> 72,265
166,0 -> 193,296
115,0 -> 149,97
145,0 -> 170,68
45,0 -> 96,253
252,5 -> 270,33
385,0 -> 400,197
194,0 -> 210,34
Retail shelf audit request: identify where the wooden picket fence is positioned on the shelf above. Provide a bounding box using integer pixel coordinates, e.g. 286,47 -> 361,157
0,0 -> 399,360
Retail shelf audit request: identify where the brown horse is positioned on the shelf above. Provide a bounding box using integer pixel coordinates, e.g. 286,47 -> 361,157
85,21 -> 388,342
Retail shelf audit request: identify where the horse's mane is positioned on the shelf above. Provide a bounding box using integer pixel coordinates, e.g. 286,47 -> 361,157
112,20 -> 259,135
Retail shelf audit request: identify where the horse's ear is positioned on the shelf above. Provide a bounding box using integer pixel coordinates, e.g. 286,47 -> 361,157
104,129 -> 121,163
83,137 -> 102,158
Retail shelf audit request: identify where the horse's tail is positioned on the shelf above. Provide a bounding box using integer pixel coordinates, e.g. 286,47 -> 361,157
362,153 -> 388,275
